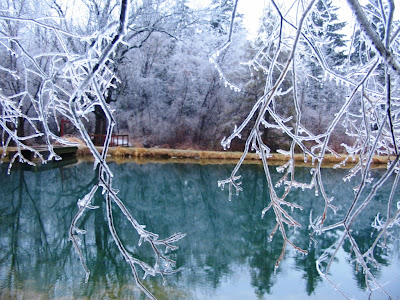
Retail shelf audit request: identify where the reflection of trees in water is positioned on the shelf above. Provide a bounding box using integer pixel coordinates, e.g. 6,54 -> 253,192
0,161 -> 96,298
291,167 -> 398,294
111,163 -> 244,289
0,162 -> 397,298
235,166 -> 327,297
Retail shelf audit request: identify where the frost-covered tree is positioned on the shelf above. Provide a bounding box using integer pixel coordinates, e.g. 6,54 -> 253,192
83,0 -> 194,143
217,0 -> 400,298
113,2 -> 250,149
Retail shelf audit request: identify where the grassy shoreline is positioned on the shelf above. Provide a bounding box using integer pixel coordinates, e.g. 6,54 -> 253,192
2,145 -> 394,168
87,146 -> 392,168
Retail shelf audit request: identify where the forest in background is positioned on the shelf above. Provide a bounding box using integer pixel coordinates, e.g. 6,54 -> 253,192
1,0 -> 360,152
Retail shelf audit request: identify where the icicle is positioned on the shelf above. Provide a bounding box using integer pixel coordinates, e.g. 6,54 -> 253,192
84,271 -> 90,283
138,236 -> 144,247
218,180 -> 226,191
274,264 -> 279,275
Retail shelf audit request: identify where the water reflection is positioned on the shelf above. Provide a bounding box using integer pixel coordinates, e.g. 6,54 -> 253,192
0,161 -> 399,299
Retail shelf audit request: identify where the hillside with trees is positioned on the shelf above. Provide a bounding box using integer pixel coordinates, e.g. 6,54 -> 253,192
0,0 -> 357,152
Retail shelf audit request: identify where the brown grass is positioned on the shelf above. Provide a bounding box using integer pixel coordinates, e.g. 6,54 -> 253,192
1,145 -> 394,168
101,147 -> 393,168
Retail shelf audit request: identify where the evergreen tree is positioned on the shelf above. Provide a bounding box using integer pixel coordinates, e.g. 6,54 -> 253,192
308,0 -> 347,73
300,0 -> 348,139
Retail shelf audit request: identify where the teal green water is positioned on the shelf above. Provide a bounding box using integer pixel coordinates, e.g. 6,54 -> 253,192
0,160 -> 399,299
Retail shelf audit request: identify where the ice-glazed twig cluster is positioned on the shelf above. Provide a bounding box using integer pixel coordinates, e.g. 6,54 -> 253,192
0,1 -> 184,299
217,0 -> 400,297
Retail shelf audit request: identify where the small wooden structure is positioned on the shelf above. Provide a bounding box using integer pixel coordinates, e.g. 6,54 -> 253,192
89,134 -> 129,147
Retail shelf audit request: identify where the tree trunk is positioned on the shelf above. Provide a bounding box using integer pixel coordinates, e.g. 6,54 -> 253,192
17,117 -> 25,140
93,91 -> 114,145
94,106 -> 107,145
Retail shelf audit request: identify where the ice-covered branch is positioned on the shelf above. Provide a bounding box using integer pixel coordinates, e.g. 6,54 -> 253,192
217,0 -> 400,297
209,0 -> 241,92
218,0 -> 317,268
0,1 -> 185,299
347,0 -> 400,76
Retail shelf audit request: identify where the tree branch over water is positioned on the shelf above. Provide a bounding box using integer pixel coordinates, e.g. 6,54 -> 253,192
218,0 -> 400,298
0,0 -> 185,299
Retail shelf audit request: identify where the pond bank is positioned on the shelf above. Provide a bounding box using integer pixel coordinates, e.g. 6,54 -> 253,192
2,145 -> 394,167
84,146 -> 391,168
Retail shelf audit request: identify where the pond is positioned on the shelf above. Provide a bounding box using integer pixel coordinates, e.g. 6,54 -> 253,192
0,159 -> 399,299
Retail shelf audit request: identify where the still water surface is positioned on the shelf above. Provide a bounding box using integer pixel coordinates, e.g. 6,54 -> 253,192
0,159 -> 399,299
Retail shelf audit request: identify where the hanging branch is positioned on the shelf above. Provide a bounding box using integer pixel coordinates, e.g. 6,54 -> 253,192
0,1 -> 185,299
216,0 -> 400,297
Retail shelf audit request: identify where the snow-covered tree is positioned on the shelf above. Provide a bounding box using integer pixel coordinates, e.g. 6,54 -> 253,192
113,2 -> 250,149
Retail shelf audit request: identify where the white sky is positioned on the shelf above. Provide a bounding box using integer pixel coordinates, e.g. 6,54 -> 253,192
237,0 -> 265,38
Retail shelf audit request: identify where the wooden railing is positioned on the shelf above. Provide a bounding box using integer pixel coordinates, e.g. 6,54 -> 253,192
89,134 -> 129,147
